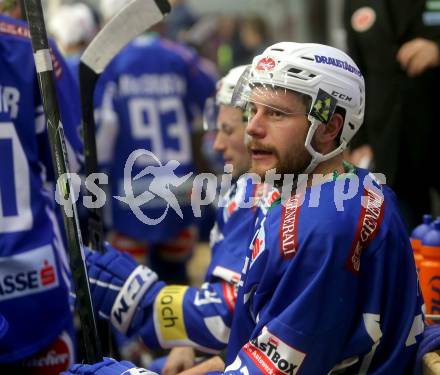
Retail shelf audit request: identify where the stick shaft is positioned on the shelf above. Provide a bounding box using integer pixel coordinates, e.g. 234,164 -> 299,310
23,0 -> 102,362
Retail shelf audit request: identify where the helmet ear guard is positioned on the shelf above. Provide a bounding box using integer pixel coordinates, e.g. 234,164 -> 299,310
303,88 -> 341,173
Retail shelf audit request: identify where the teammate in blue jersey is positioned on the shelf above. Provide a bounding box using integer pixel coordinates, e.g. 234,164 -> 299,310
0,1 -> 83,373
64,42 -> 423,375
95,4 -> 216,284
156,64 -> 279,374
48,2 -> 98,85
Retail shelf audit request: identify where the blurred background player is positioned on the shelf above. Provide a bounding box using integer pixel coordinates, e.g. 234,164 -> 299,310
345,0 -> 440,229
95,0 -> 216,285
76,64 -> 278,375
48,2 -> 98,85
157,64 -> 261,374
163,0 -> 197,42
0,0 -> 83,373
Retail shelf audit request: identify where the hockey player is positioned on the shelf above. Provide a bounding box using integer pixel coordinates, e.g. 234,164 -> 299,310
48,2 -> 98,85
95,0 -> 216,284
0,1 -> 83,373
158,64 -> 278,374
64,42 -> 423,374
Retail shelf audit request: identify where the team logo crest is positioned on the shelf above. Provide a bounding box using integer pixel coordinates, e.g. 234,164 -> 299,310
351,7 -> 376,33
256,57 -> 276,71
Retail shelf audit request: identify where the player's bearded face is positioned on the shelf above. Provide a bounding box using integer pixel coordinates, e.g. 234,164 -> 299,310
245,88 -> 311,180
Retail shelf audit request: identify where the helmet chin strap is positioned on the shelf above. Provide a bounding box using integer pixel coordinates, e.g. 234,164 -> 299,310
303,117 -> 347,174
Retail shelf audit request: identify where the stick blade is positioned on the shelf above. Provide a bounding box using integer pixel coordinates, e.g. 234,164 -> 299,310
81,0 -> 171,74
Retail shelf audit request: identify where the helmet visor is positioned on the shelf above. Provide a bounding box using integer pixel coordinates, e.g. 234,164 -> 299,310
203,97 -> 219,131
232,68 -> 312,125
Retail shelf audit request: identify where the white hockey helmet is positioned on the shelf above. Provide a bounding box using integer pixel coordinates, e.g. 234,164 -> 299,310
100,0 -> 129,22
234,42 -> 365,173
48,3 -> 97,50
217,65 -> 249,106
203,65 -> 248,131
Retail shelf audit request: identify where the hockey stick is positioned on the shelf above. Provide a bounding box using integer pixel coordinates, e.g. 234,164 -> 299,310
23,0 -> 102,363
79,0 -> 171,252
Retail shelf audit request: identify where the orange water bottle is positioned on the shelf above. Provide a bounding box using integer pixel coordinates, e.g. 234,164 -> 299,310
420,219 -> 440,324
411,214 -> 433,271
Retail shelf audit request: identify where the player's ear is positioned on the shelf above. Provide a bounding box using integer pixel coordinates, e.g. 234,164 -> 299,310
313,112 -> 344,153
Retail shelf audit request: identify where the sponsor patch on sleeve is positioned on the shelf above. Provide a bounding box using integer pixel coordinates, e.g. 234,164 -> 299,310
279,194 -> 302,260
242,326 -> 305,375
250,217 -> 267,265
153,285 -> 189,346
222,281 -> 238,312
346,187 -> 384,273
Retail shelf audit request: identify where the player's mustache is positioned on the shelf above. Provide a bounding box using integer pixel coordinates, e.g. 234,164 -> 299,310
246,141 -> 278,157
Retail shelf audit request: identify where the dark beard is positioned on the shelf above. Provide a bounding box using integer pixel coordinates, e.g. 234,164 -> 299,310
247,139 -> 311,185
275,147 -> 311,177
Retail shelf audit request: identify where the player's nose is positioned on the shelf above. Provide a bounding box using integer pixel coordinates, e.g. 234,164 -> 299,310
213,132 -> 227,152
246,110 -> 266,139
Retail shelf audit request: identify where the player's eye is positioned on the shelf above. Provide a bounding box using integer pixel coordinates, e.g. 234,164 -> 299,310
247,103 -> 257,120
219,123 -> 234,135
266,108 -> 286,120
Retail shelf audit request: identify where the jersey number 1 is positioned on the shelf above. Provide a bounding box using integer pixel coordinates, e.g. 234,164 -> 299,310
0,122 -> 32,233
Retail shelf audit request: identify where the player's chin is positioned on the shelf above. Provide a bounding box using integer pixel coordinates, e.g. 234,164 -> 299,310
250,160 -> 276,181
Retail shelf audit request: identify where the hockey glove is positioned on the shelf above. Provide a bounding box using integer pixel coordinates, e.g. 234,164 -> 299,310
86,244 -> 158,334
61,356 -> 157,374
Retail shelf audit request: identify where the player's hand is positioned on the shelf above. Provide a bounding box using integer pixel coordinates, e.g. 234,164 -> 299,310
61,356 -> 157,374
163,347 -> 196,375
177,356 -> 225,375
86,243 -> 158,334
397,38 -> 440,77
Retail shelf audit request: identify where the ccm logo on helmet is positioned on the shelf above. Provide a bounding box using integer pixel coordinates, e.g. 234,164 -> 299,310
331,90 -> 352,102
314,55 -> 362,77
0,245 -> 59,301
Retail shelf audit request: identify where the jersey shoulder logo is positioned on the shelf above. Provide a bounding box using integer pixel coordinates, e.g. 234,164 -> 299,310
279,194 -> 302,260
346,187 -> 384,273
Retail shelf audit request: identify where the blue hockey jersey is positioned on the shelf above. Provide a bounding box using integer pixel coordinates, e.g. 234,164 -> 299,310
110,168 -> 423,374
223,168 -> 424,374
0,15 -> 82,362
206,178 -> 280,281
130,178 -> 278,352
95,34 -> 216,243
87,176 -> 279,353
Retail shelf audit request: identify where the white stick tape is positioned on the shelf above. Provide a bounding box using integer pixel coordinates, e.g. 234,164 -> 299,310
34,49 -> 53,73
